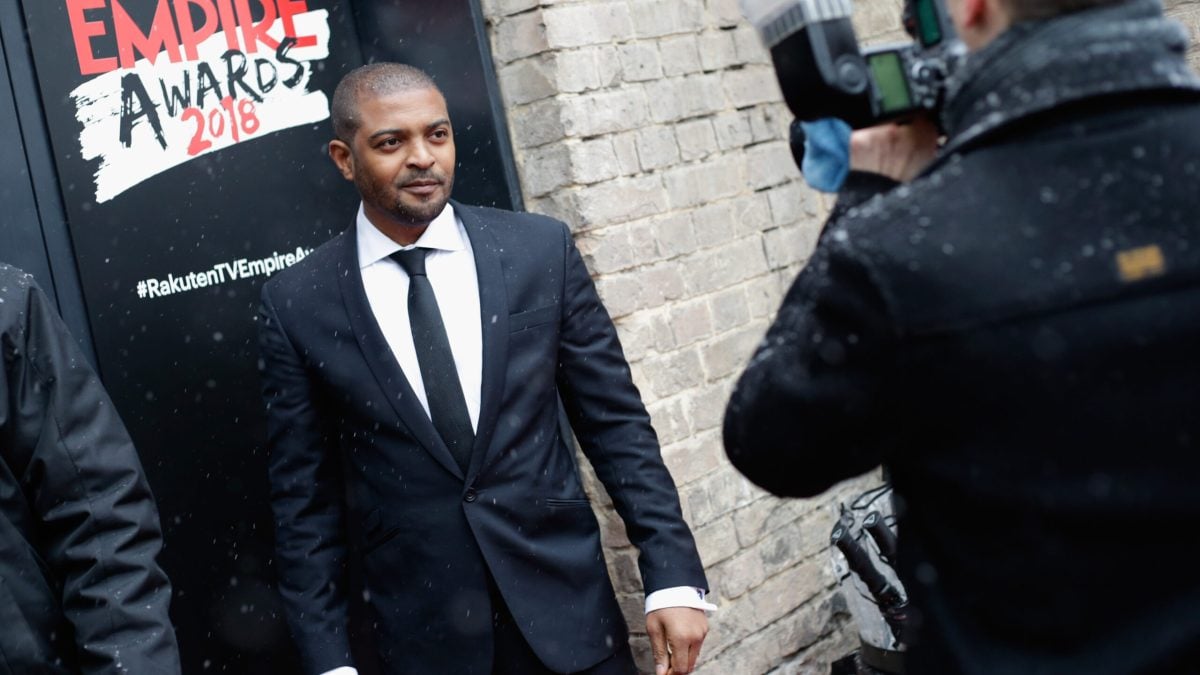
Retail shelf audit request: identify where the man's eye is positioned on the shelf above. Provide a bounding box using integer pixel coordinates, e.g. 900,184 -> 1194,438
380,138 -> 399,148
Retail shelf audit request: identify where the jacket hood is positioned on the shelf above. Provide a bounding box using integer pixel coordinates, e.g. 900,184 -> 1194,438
940,0 -> 1200,155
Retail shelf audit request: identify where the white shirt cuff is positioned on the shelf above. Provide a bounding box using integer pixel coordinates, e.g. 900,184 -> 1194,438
318,668 -> 357,675
644,586 -> 719,614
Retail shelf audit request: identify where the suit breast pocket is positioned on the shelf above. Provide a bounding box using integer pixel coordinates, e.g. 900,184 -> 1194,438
509,305 -> 558,333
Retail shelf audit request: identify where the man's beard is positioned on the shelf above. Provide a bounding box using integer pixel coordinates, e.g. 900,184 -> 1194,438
360,170 -> 454,227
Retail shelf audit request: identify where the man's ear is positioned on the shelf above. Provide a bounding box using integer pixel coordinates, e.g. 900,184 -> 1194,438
328,140 -> 355,182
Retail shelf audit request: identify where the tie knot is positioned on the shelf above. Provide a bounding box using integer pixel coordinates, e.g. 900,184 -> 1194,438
391,248 -> 428,277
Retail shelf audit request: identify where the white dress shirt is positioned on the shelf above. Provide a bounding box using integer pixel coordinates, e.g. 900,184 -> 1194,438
358,203 -> 482,430
320,205 -> 714,675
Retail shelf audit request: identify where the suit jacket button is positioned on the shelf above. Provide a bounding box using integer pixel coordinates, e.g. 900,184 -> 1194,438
464,489 -> 478,503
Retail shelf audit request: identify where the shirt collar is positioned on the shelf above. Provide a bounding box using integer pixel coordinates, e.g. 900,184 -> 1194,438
357,202 -> 462,269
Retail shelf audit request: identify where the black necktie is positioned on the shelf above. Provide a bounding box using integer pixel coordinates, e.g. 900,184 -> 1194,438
391,248 -> 474,474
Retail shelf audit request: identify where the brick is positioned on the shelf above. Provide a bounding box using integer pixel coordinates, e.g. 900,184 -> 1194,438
709,286 -> 750,330
732,24 -> 771,66
644,73 -> 726,123
491,11 -> 548,64
663,161 -> 743,210
748,102 -> 794,142
646,397 -> 691,445
694,516 -> 739,566
712,110 -> 754,150
675,118 -> 719,162
527,191 -> 578,230
646,211 -> 696,259
561,87 -> 650,137
709,595 -> 849,673
852,0 -> 905,42
629,0 -> 705,38
521,142 -> 571,197
723,66 -> 782,108
707,0 -> 744,28
480,0 -> 538,18
691,201 -> 736,249
699,29 -> 739,72
767,182 -> 820,227
650,311 -> 677,353
635,262 -> 687,310
611,131 -> 641,175
763,628 -> 859,675
686,381 -> 730,433
684,468 -> 755,527
595,45 -> 623,88
745,271 -> 788,319
543,3 -> 633,48
635,125 -> 681,171
576,225 -> 635,275
633,124 -> 681,170
641,348 -> 705,400
618,42 -> 663,83
551,49 -> 601,93
594,501 -> 633,547
732,192 -> 775,236
568,138 -> 621,185
498,56 -> 555,106
681,237 -> 769,295
752,558 -> 833,626
714,547 -> 767,600
764,222 -> 819,270
594,273 -> 641,318
509,98 -> 565,148
615,591 -> 644,629
668,299 -> 714,346
604,547 -> 643,593
701,322 -> 766,381
660,430 -> 723,486
614,311 -> 658,362
746,140 -> 801,190
660,34 -> 703,77
573,175 -> 667,228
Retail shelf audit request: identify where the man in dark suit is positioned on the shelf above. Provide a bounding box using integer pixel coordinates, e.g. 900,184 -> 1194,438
259,63 -> 711,675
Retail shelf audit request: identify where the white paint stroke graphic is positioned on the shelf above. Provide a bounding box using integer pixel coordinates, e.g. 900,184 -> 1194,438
70,10 -> 331,203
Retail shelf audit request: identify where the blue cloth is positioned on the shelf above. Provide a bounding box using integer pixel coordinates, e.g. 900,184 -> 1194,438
800,118 -> 852,193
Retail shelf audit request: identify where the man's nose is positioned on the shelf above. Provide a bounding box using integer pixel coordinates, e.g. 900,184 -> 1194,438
408,141 -> 436,169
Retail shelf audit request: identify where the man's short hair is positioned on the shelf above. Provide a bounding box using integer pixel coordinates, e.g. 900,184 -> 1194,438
331,63 -> 442,143
1005,0 -> 1126,22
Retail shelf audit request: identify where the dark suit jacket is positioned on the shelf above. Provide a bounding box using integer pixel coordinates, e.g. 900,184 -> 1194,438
259,203 -> 706,675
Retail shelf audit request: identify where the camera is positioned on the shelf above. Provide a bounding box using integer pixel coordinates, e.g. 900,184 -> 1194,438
740,0 -> 962,128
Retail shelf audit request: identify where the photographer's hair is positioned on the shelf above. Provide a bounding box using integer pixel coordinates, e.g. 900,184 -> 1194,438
1004,0 -> 1126,22
331,63 -> 442,144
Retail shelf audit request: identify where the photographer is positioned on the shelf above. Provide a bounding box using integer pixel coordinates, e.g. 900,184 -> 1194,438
724,0 -> 1200,672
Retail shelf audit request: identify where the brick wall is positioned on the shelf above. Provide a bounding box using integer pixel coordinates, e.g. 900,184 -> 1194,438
478,1 -> 1200,673
1167,0 -> 1200,69
480,1 -> 885,672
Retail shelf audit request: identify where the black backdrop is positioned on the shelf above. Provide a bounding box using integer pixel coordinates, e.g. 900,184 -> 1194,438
11,0 -> 520,670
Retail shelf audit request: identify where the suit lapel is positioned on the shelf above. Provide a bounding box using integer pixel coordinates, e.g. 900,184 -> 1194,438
335,225 -> 465,481
456,203 -> 510,482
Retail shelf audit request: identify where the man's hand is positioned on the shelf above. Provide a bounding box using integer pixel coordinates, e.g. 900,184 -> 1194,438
849,115 -> 941,183
647,607 -> 708,675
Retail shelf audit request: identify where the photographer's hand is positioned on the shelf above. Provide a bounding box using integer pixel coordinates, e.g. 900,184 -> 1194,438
849,115 -> 940,183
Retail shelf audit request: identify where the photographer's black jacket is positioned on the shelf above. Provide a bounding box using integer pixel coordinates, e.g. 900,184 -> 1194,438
0,265 -> 180,673
725,1 -> 1200,673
